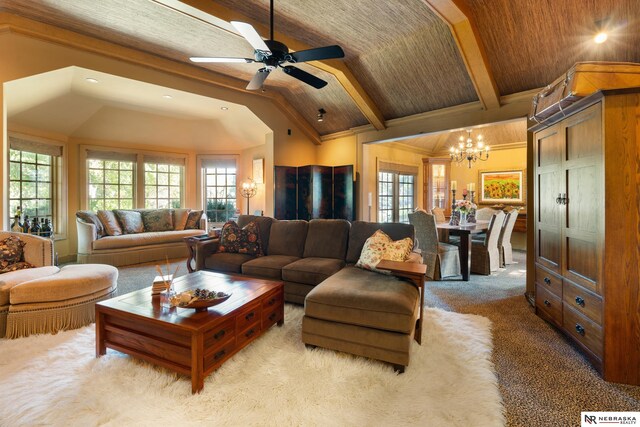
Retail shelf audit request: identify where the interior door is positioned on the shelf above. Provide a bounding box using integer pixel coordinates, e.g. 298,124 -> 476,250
534,124 -> 563,273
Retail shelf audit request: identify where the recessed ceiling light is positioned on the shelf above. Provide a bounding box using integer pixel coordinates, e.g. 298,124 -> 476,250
162,95 -> 173,99
220,106 -> 229,111
594,32 -> 608,44
85,78 -> 99,83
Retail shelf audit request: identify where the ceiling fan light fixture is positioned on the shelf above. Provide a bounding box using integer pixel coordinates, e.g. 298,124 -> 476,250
594,31 -> 608,44
317,108 -> 326,122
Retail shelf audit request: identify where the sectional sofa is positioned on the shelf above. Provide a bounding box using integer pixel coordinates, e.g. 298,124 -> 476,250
195,215 -> 424,371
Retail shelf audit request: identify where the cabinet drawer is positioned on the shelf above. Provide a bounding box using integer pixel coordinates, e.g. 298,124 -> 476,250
563,279 -> 602,325
203,338 -> 236,371
535,285 -> 562,326
563,304 -> 603,360
203,318 -> 235,350
263,290 -> 283,310
535,265 -> 562,298
263,305 -> 283,329
236,302 -> 261,331
237,322 -> 262,348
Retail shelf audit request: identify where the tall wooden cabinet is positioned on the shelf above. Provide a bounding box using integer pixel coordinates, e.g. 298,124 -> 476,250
530,89 -> 640,385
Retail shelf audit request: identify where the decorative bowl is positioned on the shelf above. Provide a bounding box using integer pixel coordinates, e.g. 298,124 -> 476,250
177,293 -> 231,312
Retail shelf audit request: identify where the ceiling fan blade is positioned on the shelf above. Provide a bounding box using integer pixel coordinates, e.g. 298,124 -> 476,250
290,45 -> 345,63
231,21 -> 271,54
246,68 -> 271,91
282,66 -> 328,89
190,57 -> 254,63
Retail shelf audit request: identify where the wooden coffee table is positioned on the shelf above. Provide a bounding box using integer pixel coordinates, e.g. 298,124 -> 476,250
95,271 -> 284,393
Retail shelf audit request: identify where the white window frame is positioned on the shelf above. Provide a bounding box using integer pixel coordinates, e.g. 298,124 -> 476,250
196,155 -> 239,226
8,133 -> 67,239
377,160 -> 418,224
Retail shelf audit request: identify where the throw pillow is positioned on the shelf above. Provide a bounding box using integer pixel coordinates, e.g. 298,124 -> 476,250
0,261 -> 35,274
114,210 -> 144,234
76,210 -> 105,237
97,210 -> 123,236
0,236 -> 26,271
185,210 -> 203,230
218,220 -> 263,256
172,208 -> 190,230
356,230 -> 413,273
141,209 -> 173,232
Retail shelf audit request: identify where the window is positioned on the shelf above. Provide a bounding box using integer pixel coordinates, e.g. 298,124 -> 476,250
87,159 -> 135,210
144,162 -> 183,209
8,135 -> 64,235
202,158 -> 237,224
377,161 -> 418,223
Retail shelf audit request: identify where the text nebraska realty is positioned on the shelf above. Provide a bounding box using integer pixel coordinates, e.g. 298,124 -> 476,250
585,415 -> 637,425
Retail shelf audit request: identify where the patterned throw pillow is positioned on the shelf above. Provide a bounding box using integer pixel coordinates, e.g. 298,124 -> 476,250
141,210 -> 174,232
218,221 -> 263,256
185,210 -> 203,230
76,210 -> 105,237
0,236 -> 26,271
97,210 -> 123,236
356,230 -> 413,273
0,261 -> 35,274
114,210 -> 144,234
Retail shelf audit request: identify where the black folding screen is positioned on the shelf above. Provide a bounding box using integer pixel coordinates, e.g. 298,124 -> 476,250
274,165 -> 355,221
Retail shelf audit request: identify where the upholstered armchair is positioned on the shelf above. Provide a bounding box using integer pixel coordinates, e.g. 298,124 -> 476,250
408,211 -> 460,280
470,211 -> 506,275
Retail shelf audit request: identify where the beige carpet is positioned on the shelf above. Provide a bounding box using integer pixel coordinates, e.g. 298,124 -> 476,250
425,251 -> 640,427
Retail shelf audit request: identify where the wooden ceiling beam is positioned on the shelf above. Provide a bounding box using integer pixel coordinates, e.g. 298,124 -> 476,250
422,0 -> 501,110
154,0 -> 386,130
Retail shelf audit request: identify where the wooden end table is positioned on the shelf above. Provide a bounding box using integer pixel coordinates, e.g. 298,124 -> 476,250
96,271 -> 284,394
376,259 -> 427,345
183,235 -> 216,273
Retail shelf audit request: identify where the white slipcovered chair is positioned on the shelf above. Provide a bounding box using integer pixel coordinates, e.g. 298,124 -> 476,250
498,209 -> 519,266
470,211 -> 506,275
409,211 -> 460,280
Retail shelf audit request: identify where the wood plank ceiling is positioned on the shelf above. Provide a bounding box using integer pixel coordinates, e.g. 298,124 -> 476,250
1,0 -> 639,137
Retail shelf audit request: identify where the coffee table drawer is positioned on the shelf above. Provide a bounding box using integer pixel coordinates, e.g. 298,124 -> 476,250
204,339 -> 236,371
237,322 -> 262,348
204,318 -> 235,349
263,290 -> 283,309
236,301 -> 261,330
263,305 -> 283,329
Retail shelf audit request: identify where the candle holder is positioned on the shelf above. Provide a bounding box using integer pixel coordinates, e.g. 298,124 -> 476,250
470,190 -> 475,203
451,189 -> 456,211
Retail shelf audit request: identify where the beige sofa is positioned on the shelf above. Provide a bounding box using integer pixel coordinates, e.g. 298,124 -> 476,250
0,232 -> 118,338
77,209 -> 207,266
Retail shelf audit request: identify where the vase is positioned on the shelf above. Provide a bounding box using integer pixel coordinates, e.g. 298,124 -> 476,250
460,212 -> 468,225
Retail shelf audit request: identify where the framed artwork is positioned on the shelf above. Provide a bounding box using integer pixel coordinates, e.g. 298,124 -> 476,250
478,169 -> 525,204
252,158 -> 264,184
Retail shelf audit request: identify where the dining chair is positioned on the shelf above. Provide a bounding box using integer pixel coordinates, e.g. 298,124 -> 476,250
470,211 -> 506,275
475,207 -> 499,221
498,209 -> 519,267
408,211 -> 460,280
430,207 -> 446,223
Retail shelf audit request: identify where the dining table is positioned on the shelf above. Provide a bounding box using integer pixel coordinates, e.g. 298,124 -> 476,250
436,220 -> 489,281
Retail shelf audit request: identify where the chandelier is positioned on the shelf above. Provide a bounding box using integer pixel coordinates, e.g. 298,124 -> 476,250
449,129 -> 490,168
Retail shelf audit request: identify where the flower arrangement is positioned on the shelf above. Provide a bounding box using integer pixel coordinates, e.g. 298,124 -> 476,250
454,200 -> 477,214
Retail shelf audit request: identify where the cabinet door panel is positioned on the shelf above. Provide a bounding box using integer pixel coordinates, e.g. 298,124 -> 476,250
538,229 -> 561,269
538,127 -> 563,167
565,104 -> 602,162
564,234 -> 598,292
566,166 -> 598,232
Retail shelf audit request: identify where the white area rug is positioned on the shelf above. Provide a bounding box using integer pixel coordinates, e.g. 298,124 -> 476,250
0,305 -> 504,426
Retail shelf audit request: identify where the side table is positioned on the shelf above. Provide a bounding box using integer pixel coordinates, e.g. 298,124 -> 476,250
183,235 -> 216,273
376,259 -> 427,345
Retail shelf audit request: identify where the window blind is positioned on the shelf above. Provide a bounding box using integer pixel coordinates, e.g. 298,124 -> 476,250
378,161 -> 419,175
201,158 -> 237,169
86,150 -> 137,162
9,136 -> 63,157
143,155 -> 186,166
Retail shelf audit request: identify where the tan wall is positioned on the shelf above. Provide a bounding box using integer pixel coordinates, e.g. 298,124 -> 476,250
238,144 -> 267,215
316,135 -> 357,167
1,31 -> 318,260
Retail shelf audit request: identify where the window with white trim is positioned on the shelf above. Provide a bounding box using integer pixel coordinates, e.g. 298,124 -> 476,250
377,161 -> 418,223
87,152 -> 135,211
202,158 -> 237,224
144,159 -> 183,209
8,135 -> 64,235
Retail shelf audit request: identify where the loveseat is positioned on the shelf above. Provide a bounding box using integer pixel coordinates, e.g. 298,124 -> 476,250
196,215 -> 424,371
76,208 -> 207,266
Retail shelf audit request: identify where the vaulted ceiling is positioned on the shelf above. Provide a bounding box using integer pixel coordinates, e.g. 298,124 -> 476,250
1,0 -> 639,138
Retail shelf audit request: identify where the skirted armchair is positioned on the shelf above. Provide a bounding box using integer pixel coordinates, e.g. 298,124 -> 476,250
408,211 -> 460,280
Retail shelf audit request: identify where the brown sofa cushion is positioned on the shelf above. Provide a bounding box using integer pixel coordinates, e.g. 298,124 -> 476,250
241,255 -> 300,279
98,210 -> 123,236
302,219 -> 350,260
282,257 -> 345,286
238,215 -> 274,253
304,266 -> 419,334
267,220 -> 308,257
204,252 -> 255,274
76,210 -> 105,237
346,221 -> 415,264
114,210 -> 144,234
141,209 -> 173,232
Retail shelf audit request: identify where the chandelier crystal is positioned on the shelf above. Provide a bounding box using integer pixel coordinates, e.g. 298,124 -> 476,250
449,129 -> 490,168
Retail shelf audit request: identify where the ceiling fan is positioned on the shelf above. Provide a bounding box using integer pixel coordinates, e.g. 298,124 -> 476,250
190,0 -> 345,91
